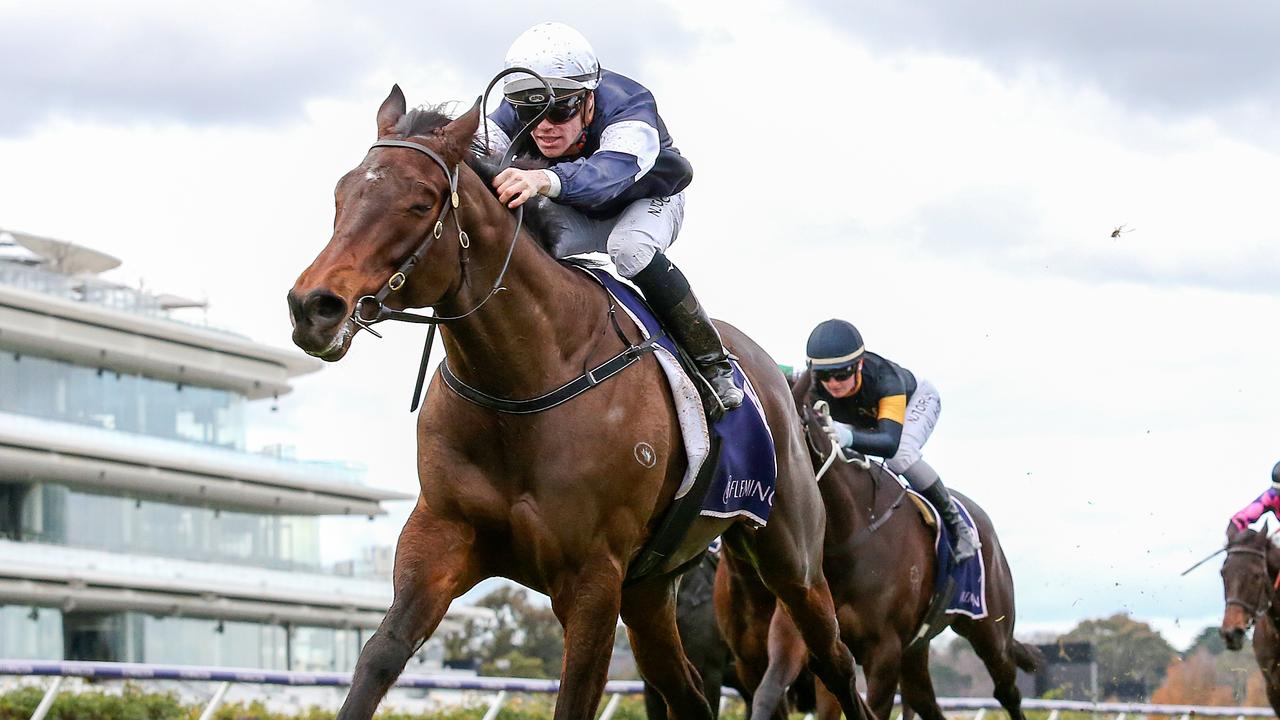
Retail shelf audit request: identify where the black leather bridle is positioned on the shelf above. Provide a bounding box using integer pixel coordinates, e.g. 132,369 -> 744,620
1225,545 -> 1276,624
351,138 -> 516,333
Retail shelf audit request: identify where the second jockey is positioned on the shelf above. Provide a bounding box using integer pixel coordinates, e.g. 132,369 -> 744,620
476,22 -> 743,414
1230,461 -> 1280,532
806,318 -> 981,562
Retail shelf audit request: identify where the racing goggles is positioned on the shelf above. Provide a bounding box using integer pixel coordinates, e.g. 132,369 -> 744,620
813,365 -> 857,383
510,91 -> 587,126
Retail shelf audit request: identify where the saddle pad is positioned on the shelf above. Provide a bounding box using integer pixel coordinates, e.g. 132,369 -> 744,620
584,268 -> 777,526
907,489 -> 989,619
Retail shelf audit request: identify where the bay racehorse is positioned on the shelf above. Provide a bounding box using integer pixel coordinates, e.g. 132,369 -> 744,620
713,371 -> 1039,719
287,86 -> 874,720
1219,525 -> 1280,713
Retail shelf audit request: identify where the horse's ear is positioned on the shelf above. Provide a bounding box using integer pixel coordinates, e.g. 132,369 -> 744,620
1227,520 -> 1249,543
377,85 -> 407,138
438,96 -> 482,166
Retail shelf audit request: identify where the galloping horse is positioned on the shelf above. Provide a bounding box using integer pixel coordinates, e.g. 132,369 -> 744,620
287,86 -> 873,720
1219,526 -> 1280,713
714,371 -> 1039,719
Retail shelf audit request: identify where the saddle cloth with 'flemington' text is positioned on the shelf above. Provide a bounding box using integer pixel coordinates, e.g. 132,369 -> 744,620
584,267 -> 777,526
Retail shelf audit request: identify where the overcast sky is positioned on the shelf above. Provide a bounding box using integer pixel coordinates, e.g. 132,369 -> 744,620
2,0 -> 1277,650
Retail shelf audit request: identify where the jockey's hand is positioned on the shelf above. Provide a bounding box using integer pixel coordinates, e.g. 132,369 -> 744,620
493,168 -> 550,209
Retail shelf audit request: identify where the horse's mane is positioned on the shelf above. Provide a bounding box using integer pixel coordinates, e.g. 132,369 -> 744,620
394,107 -> 564,256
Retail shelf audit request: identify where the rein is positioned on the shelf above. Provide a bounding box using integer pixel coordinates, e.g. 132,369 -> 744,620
351,66 -> 552,337
807,400 -> 871,481
351,139 -> 517,332
440,271 -> 662,414
348,68 -> 662,414
800,399 -> 905,548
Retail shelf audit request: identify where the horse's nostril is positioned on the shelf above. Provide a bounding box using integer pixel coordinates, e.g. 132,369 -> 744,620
1221,627 -> 1245,647
305,290 -> 349,326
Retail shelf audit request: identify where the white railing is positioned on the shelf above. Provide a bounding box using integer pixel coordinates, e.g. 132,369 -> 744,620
1,660 -> 1274,720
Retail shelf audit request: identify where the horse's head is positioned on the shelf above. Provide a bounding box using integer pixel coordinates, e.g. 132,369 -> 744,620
288,85 -> 482,360
1220,524 -> 1278,650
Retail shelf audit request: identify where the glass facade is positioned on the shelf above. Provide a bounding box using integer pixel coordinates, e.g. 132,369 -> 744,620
288,625 -> 365,672
0,260 -> 395,672
136,616 -> 291,669
3,482 -> 321,571
0,607 -> 371,672
0,351 -> 245,449
0,606 -> 63,659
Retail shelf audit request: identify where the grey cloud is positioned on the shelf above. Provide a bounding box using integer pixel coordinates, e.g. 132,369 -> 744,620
804,1 -> 1280,124
0,2 -> 699,136
369,2 -> 701,82
0,6 -> 375,134
859,190 -> 1280,297
1039,244 -> 1280,297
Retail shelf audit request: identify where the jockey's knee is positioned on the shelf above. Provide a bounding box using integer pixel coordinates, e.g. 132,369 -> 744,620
897,457 -> 939,490
608,231 -> 661,278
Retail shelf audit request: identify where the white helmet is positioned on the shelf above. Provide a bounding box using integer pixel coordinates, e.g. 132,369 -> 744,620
503,22 -> 601,97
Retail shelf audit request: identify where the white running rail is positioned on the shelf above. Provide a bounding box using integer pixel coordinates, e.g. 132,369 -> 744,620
1,660 -> 1273,719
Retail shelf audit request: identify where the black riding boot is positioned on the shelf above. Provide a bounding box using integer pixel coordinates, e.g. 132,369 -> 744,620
631,253 -> 744,416
920,479 -> 981,563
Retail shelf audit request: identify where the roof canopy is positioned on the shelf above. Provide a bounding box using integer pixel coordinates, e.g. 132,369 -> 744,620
2,229 -> 122,275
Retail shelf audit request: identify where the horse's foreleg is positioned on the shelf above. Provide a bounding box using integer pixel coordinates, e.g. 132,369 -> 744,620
715,549 -> 774,713
954,618 -> 1029,720
750,607 -> 807,720
814,677 -> 842,720
337,505 -> 475,720
897,646 -> 947,720
733,513 -> 873,720
550,561 -> 624,720
620,575 -> 715,720
862,636 -> 903,720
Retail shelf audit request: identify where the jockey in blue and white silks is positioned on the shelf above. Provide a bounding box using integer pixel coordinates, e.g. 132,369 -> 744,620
475,22 -> 744,414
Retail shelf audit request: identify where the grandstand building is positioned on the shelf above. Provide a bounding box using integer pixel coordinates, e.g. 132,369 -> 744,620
0,228 -> 476,671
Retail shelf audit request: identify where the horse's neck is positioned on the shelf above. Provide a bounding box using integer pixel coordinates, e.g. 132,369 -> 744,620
820,461 -> 881,537
1268,544 -> 1280,587
438,171 -> 605,397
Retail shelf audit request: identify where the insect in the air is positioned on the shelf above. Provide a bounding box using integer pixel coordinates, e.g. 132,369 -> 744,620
1110,224 -> 1135,238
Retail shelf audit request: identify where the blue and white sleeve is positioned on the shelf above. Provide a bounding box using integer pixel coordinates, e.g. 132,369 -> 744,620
551,120 -> 660,211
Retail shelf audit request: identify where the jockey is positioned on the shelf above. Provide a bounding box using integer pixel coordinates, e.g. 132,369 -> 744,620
1230,462 -> 1280,531
806,318 -> 981,562
476,22 -> 743,414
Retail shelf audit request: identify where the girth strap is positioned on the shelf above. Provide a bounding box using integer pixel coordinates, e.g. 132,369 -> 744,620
439,337 -> 662,414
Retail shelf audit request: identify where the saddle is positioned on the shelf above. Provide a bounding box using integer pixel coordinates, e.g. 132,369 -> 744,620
907,492 -> 938,529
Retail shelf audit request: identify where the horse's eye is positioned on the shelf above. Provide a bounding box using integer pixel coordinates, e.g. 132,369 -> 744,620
410,203 -> 433,216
